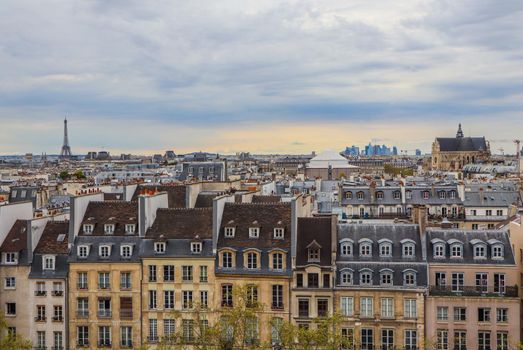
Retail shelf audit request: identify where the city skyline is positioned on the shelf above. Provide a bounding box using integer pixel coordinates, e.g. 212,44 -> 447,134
1,1 -> 522,154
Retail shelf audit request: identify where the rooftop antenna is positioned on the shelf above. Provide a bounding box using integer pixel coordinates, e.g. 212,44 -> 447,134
514,140 -> 521,176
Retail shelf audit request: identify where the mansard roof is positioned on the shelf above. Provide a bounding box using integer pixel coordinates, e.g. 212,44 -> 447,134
296,216 -> 334,266
435,137 -> 488,152
80,201 -> 138,236
146,208 -> 213,239
34,221 -> 69,254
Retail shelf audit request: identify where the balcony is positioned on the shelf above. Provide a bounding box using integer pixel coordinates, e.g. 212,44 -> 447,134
120,309 -> 133,319
76,310 -> 89,318
429,285 -> 518,297
52,316 -> 63,322
466,215 -> 507,222
34,316 -> 46,322
35,290 -> 47,296
51,290 -> 64,297
98,309 -> 112,318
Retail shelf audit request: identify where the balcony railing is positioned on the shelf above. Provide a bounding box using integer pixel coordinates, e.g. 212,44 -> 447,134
76,310 -> 89,318
35,290 -> 47,296
466,215 -> 507,221
429,285 -> 518,297
98,309 -> 112,318
34,316 -> 46,322
51,290 -> 64,297
120,309 -> 133,319
52,316 -> 63,322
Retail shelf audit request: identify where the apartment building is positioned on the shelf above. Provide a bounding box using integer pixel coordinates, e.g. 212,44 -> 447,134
463,187 -> 521,230
425,229 -> 520,350
335,223 -> 427,349
141,207 -> 216,347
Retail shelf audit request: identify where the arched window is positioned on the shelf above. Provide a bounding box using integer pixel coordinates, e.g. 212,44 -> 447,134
378,240 -> 392,257
340,270 -> 353,285
405,190 -> 412,199
345,192 -> 353,199
450,243 -> 463,258
380,270 -> 393,286
376,191 -> 384,200
401,240 -> 416,258
438,191 -> 446,199
492,244 -> 504,259
433,243 -> 445,258
393,191 -> 401,200
360,270 -> 373,285
359,242 -> 372,257
423,191 -> 430,200
449,190 -> 456,199
246,252 -> 259,269
357,192 -> 365,200
222,251 -> 233,268
403,271 -> 417,286
340,240 -> 353,256
473,244 -> 487,259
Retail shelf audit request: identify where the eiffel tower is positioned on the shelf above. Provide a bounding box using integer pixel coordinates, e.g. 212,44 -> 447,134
60,117 -> 72,159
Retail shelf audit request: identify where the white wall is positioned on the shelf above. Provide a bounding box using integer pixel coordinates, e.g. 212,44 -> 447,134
124,184 -> 138,201
212,194 -> 236,252
68,192 -> 104,243
138,192 -> 169,236
0,202 -> 33,245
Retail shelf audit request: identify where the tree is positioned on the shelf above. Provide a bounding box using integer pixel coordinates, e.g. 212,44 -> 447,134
73,170 -> 86,179
0,315 -> 32,350
58,171 -> 70,180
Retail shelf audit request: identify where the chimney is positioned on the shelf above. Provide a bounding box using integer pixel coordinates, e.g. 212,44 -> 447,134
369,181 -> 376,204
381,176 -> 385,187
479,187 -> 484,205
457,182 -> 465,201
414,205 -> 428,260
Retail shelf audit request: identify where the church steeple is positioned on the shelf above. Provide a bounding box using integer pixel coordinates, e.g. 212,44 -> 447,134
456,123 -> 464,138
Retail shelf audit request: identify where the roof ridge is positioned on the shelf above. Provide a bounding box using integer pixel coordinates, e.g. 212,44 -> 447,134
226,202 -> 290,206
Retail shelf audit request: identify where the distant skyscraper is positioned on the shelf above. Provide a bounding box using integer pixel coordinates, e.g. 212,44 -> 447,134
60,118 -> 72,159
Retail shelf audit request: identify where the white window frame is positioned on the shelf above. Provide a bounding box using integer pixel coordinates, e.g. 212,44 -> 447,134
340,242 -> 353,256
99,245 -> 111,258
224,227 -> 235,238
83,224 -> 94,234
434,243 -> 445,258
125,224 -> 135,235
104,224 -> 115,235
450,244 -> 463,258
474,244 -> 487,259
191,242 -> 202,254
273,228 -> 284,239
402,243 -> 415,258
249,227 -> 260,238
4,277 -> 16,289
120,245 -> 132,258
340,297 -> 354,316
379,242 -> 392,257
77,245 -> 89,259
492,244 -> 504,259
154,242 -> 166,254
43,255 -> 55,270
4,252 -> 18,264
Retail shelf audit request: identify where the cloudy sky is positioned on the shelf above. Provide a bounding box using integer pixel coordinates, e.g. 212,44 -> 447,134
1,0 -> 522,155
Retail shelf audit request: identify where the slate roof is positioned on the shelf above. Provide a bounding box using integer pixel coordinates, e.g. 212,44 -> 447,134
296,216 -> 334,266
195,191 -> 224,208
251,195 -> 281,203
426,229 -> 515,265
464,191 -> 522,207
29,254 -> 68,279
335,262 -> 428,288
146,208 -> 213,239
80,201 -> 138,236
0,219 -> 28,252
132,184 -> 186,208
436,137 -> 488,152
103,193 -> 124,201
141,238 -> 214,258
341,186 -> 462,206
34,221 -> 69,254
68,236 -> 142,263
218,202 -> 292,249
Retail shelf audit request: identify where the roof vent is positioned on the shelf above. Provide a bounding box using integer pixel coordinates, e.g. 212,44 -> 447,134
57,234 -> 66,242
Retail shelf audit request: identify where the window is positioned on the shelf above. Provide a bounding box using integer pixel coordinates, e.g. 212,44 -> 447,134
497,308 -> 508,323
53,305 -> 63,321
121,326 -> 132,348
472,223 -> 478,230
78,245 -> 89,258
404,330 -> 417,350
381,298 -> 394,318
486,209 -> 492,216
54,331 -> 63,350
450,244 -> 462,258
497,209 -> 504,216
478,331 -> 491,350
494,273 -> 506,293
104,224 -> 115,235
272,285 -> 284,309
404,271 -> 416,286
497,332 -> 508,350
423,191 -> 429,199
406,190 -> 412,199
36,305 -> 46,321
308,248 -> 320,262
454,307 -> 466,321
379,242 -> 392,257
340,271 -> 353,285
393,191 -> 401,200
182,291 -> 193,309
246,285 -> 258,307
77,298 -> 88,317
474,244 -> 487,259
376,191 -> 384,200
451,272 -> 464,292
475,273 -> 488,292
148,265 -> 157,282
492,244 -> 504,259
98,298 -> 111,317
360,271 -> 372,285
357,191 -> 364,200
98,272 -> 110,289
120,297 -> 132,319
380,271 -> 393,286
182,266 -> 193,282
36,281 -> 46,295
245,317 -> 257,345
224,227 -> 235,238
340,297 -> 353,316
404,299 -> 417,318
436,330 -> 448,350
154,242 -> 166,254
149,290 -> 157,309
222,252 -> 233,268
164,319 -> 176,339
274,228 -> 284,239
382,329 -> 394,350
317,299 -> 328,317
148,319 -> 158,342
247,252 -> 258,269
439,191 -> 446,199
478,308 -> 491,322
340,241 -> 353,256
402,243 -> 415,257
99,245 -> 111,258
298,299 -> 309,317
83,224 -> 93,234
434,244 -> 445,258
296,273 -> 303,287
361,328 -> 373,350
200,266 -> 208,282
437,306 -> 448,321
323,273 -> 330,288
360,243 -> 372,257
164,290 -> 174,309
222,284 -> 233,307
43,255 -> 55,270
360,297 -> 373,318
272,252 -> 283,270
77,326 -> 89,346
6,302 -> 16,315
249,227 -> 260,238
307,273 -> 319,288
4,277 -> 15,289
271,317 -> 283,345
125,224 -> 135,235
190,242 -> 202,254
454,331 -> 466,350
200,290 -> 208,308
163,265 -> 175,281
121,245 -> 132,258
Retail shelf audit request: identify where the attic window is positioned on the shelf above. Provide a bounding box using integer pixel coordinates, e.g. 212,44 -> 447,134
450,244 -> 463,258
433,243 -> 445,258
191,242 -> 202,254
474,244 -> 486,259
345,192 -> 352,199
439,191 -> 446,199
83,224 -> 93,234
376,191 -> 384,200
154,242 -> 166,254
492,244 -> 504,259
43,255 -> 55,270
224,227 -> 235,238
104,224 -> 115,235
57,234 -> 66,242
393,191 -> 401,200
449,191 -> 456,199
356,192 -> 364,200
308,248 -> 320,263
402,242 -> 415,258
121,245 -> 132,258
77,245 -> 89,259
423,191 -> 430,199
406,191 -> 412,199
99,245 -> 111,258
274,228 -> 284,239
125,224 -> 135,235
4,252 -> 18,264
249,227 -> 260,238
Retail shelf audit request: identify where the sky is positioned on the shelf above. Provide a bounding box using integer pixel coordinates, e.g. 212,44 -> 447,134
0,0 -> 522,155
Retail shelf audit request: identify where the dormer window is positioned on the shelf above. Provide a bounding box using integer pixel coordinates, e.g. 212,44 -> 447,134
360,270 -> 372,285
249,227 -> 260,238
224,227 -> 235,238
359,241 -> 372,257
405,190 -> 412,199
380,270 -> 393,286
83,224 -> 94,234
77,245 -> 89,258
376,191 -> 384,200
308,248 -> 320,262
246,251 -> 259,269
121,245 -> 132,258
273,228 -> 284,239
4,252 -> 18,264
340,269 -> 353,285
99,245 -> 111,258
423,191 -> 430,199
104,224 -> 115,235
401,240 -> 416,258
434,244 -> 445,258
345,192 -> 353,199
378,240 -> 392,257
125,224 -> 135,235
191,242 -> 202,254
356,191 -> 364,200
473,244 -> 487,259
403,270 -> 417,286
492,244 -> 504,259
450,244 -> 463,258
154,242 -> 166,254
340,240 -> 353,256
393,191 -> 401,200
43,255 -> 55,270
439,191 -> 446,199
449,190 -> 456,199
221,251 -> 233,268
